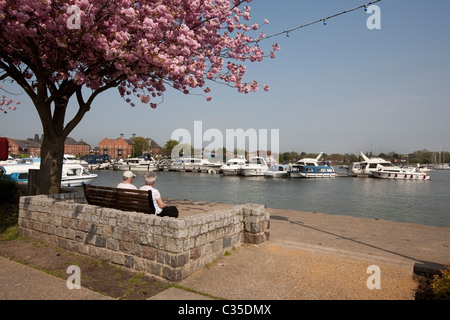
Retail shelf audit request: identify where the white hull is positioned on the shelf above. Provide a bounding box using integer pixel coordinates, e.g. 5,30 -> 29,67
170,157 -> 223,171
433,164 -> 450,170
220,158 -> 246,176
264,165 -> 290,178
61,176 -> 98,187
1,161 -> 98,186
289,172 -> 337,178
240,168 -> 267,176
350,152 -> 398,177
349,169 -> 375,177
264,172 -> 288,178
239,156 -> 268,177
61,164 -> 98,186
113,163 -> 158,172
372,171 -> 430,180
221,168 -> 242,175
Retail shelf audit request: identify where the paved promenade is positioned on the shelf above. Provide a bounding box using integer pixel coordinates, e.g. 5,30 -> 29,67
1,200 -> 449,300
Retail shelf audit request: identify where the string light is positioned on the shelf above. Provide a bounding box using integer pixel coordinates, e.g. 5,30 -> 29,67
261,0 -> 382,41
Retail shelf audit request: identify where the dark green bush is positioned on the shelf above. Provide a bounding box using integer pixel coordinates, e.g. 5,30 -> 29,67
0,174 -> 20,204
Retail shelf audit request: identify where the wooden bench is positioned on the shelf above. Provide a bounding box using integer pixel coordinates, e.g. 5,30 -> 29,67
83,184 -> 156,215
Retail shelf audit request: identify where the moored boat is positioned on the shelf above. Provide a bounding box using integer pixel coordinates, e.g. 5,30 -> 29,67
170,157 -> 223,171
0,157 -> 40,184
288,152 -> 336,178
0,155 -> 18,166
220,157 -> 246,176
61,164 -> 98,186
0,158 -> 97,186
113,154 -> 158,172
349,151 -> 397,177
63,154 -> 88,167
240,156 -> 269,176
264,164 -> 290,178
371,168 -> 430,180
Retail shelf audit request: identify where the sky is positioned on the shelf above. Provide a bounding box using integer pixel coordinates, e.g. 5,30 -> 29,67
1,0 -> 450,156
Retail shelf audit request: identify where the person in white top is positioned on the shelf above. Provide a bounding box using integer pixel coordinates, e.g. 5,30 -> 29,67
139,172 -> 178,218
116,170 -> 137,190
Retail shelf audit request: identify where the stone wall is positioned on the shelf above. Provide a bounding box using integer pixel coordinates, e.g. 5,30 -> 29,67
18,192 -> 270,282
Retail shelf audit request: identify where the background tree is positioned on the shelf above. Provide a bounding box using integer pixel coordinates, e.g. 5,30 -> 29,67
132,136 -> 148,157
162,139 -> 180,158
0,0 -> 277,194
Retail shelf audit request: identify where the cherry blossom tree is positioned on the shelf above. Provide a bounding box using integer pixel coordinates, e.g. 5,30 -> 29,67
0,0 -> 279,194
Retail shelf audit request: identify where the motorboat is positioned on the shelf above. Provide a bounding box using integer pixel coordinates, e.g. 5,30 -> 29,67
288,152 -> 336,178
240,156 -> 269,176
0,157 -> 40,184
220,157 -> 246,176
264,164 -> 290,178
349,151 -> 398,177
61,164 -> 98,187
434,163 -> 450,170
170,157 -> 223,171
371,167 -> 430,180
402,163 -> 434,173
82,154 -> 112,170
0,155 -> 18,166
63,154 -> 88,167
112,154 -> 158,172
0,158 -> 97,186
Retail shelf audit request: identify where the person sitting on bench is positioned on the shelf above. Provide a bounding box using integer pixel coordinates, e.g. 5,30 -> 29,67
139,172 -> 178,218
117,170 -> 138,190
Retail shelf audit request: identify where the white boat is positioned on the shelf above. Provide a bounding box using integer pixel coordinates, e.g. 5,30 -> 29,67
112,154 -> 158,172
264,164 -> 290,178
371,167 -> 431,180
402,163 -> 434,173
220,157 -> 247,176
434,163 -> 450,170
0,158 -> 97,186
240,156 -> 269,176
170,157 -> 223,171
288,152 -> 336,178
349,152 -> 398,177
0,157 -> 40,184
88,162 -> 111,170
61,164 -> 98,187
0,155 -> 18,166
63,154 -> 88,167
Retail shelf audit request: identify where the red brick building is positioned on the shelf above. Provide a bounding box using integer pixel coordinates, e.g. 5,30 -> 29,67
8,138 -> 41,157
98,134 -> 134,159
6,134 -> 90,157
97,134 -> 162,159
64,137 -> 91,156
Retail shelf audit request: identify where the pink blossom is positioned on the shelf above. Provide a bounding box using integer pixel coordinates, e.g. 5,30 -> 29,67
141,95 -> 150,103
0,0 -> 277,113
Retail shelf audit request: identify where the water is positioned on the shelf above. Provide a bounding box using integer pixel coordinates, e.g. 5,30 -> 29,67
90,168 -> 450,228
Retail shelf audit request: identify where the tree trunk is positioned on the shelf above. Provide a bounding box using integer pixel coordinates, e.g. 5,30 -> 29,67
30,134 -> 65,195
